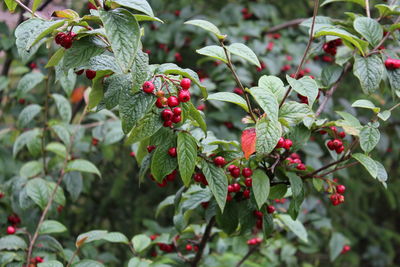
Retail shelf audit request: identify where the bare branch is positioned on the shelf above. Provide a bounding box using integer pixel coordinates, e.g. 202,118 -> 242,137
191,217 -> 215,267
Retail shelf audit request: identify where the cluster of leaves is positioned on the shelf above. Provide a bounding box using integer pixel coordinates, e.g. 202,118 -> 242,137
1,0 -> 400,266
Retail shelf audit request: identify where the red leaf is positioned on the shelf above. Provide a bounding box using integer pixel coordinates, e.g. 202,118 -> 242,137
241,128 -> 256,159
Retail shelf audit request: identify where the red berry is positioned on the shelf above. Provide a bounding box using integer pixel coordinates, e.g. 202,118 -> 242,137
226,194 -> 233,201
267,205 -> 275,214
91,138 -> 99,146
55,32 -> 66,44
29,62 -> 37,69
336,184 -> 346,194
185,244 -> 193,251
253,210 -> 263,218
339,132 -> 346,138
173,107 -> 182,116
0,193 -> 4,199
163,120 -> 173,127
161,109 -> 174,121
335,145 -> 344,154
290,153 -> 300,160
156,97 -> 167,108
243,189 -> 250,199
178,90 -> 191,103
201,202 -> 209,209
180,78 -> 191,90
244,178 -> 252,187
327,140 -> 335,150
233,88 -> 244,95
168,147 -> 177,157
197,104 -> 205,111
167,96 -> 180,107
130,152 -> 136,157
332,139 -> 343,148
166,170 -> 177,181
35,257 -> 44,263
85,69 -> 96,80
147,145 -> 156,153
296,163 -> 306,171
18,99 -> 26,105
330,126 -> 337,132
171,115 -> 181,123
157,179 -> 168,187
229,166 -> 241,178
213,156 -> 226,167
61,34 -> 73,49
341,245 -> 351,254
276,137 -> 285,148
227,185 -> 235,193
7,226 -> 16,235
232,183 -> 241,192
174,52 -> 182,62
242,168 -> 252,178
75,69 -> 84,75
142,81 -> 155,93
283,139 -> 293,150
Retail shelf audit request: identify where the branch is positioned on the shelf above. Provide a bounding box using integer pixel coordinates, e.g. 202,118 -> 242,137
14,0 -> 44,19
191,217 -> 215,267
41,76 -> 51,175
367,16 -> 400,56
365,0 -> 371,18
316,161 -> 359,177
219,40 -> 257,122
279,0 -> 320,108
315,62 -> 352,117
236,243 -> 261,267
303,154 -> 351,179
266,18 -> 306,33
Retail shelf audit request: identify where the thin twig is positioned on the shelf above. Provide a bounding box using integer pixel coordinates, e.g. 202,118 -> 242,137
41,76 -> 51,175
365,0 -> 371,18
279,0 -> 320,108
303,155 -> 351,179
266,18 -> 306,33
14,0 -> 44,18
316,161 -> 359,177
236,243 -> 261,267
191,217 -> 215,267
66,247 -> 80,267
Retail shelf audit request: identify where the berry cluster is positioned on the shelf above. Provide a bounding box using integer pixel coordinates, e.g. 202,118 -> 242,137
226,165 -> 254,201
29,256 -> 44,265
152,170 -> 177,188
142,78 -> 191,128
330,184 -> 346,206
55,31 -> 76,49
253,205 -> 276,229
75,69 -> 97,80
286,153 -> 307,171
384,58 -> 400,69
247,237 -> 262,245
241,8 -> 254,20
323,39 -> 342,56
322,126 -> 346,154
276,137 -> 293,150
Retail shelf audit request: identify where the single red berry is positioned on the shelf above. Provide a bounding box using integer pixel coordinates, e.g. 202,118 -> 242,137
283,139 -> 293,150
293,158 -> 302,164
228,185 -> 235,193
180,78 -> 191,90
247,238 -> 256,245
327,140 -> 335,150
85,69 -> 96,80
35,257 -> 44,263
332,139 -> 343,148
276,137 -> 285,148
173,107 -> 182,116
233,88 -> 244,95
157,179 -> 168,188
213,156 -> 226,167
29,62 -> 37,69
147,145 -> 156,153
335,145 -> 345,154
256,219 -> 263,229
75,69 -> 84,75
226,194 -> 233,201
194,173 -> 205,183
87,2 -> 97,10
142,81 -> 155,93
341,245 -> 351,254
166,170 -> 177,181
167,96 -> 180,107
244,178 -> 252,187
253,210 -> 263,218
267,205 -> 275,214
7,226 -> 16,235
130,151 -> 136,157
163,120 -> 173,127
0,193 -> 4,199
243,189 -> 250,199
155,97 -> 167,108
232,183 -> 241,192
185,244 -> 193,251
336,184 -> 346,194
290,153 -> 300,160
171,115 -> 181,123
227,165 -> 236,172
197,104 -> 205,111
174,52 -> 182,62
201,202 -> 209,209
18,98 -> 26,105
161,109 -> 174,121
296,163 -> 306,171
60,34 -> 73,49
229,166 -> 241,178
178,90 -> 191,102
242,168 -> 252,178
339,132 -> 346,138
55,32 -> 66,44
168,147 -> 177,157
91,138 -> 99,146
174,10 -> 181,17
330,126 -> 337,132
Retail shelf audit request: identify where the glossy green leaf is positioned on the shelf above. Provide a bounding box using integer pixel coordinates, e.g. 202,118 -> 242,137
249,87 -> 278,121
207,92 -> 249,112
277,214 -> 308,243
196,45 -> 228,63
228,43 -> 261,67
177,132 -> 198,187
353,54 -> 384,94
360,125 -> 380,153
287,75 -> 319,107
126,111 -> 163,144
112,0 -> 154,17
255,116 -> 282,156
252,169 -> 270,209
353,17 -> 383,47
39,220 -> 67,235
352,153 -> 377,178
132,234 -> 151,253
52,94 -> 72,122
258,75 -> 286,102
0,236 -> 27,251
185,19 -> 225,39
66,159 -> 101,177
17,104 -> 41,128
201,160 -> 228,211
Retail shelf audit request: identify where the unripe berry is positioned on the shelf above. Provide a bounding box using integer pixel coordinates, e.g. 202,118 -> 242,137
242,168 -> 252,178
7,226 -> 16,235
161,109 -> 174,121
185,244 -> 193,251
142,81 -> 155,93
244,178 -> 252,187
336,184 -> 346,194
180,78 -> 191,90
167,96 -> 180,107
178,90 -> 191,103
155,90 -> 165,98
267,205 -> 275,214
171,115 -> 181,123
168,147 -> 177,157
213,156 -> 226,167
173,107 -> 182,116
85,69 -> 96,80
155,97 -> 167,108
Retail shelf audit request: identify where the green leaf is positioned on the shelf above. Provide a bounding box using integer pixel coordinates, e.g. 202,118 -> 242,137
20,160 -> 43,178
72,260 -> 105,267
111,0 -> 154,17
351,99 -> 380,113
38,260 -> 64,267
321,0 -> 365,7
249,87 -> 278,121
336,111 -> 362,136
51,124 -> 71,146
186,102 -> 207,133
177,132 -> 198,187
375,4 -> 400,17
132,234 -> 151,253
377,110 -> 391,121
314,27 -> 368,55
52,94 -> 72,122
353,54 -> 384,94
185,19 -> 225,39
286,75 -> 319,107
375,161 -> 388,185
321,65 -> 343,87
252,169 -> 270,209
201,160 -> 228,211
64,171 -> 83,201
128,258 -> 151,267
216,201 -> 239,235
353,17 -> 383,47
279,101 -> 313,127
4,0 -> 18,12
17,72 -> 45,95
76,230 -> 108,247
134,14 -> 163,23
0,236 -> 27,251
47,181 -> 66,206
66,159 -> 101,177
26,178 -> 49,209
63,37 -> 105,70
228,43 -> 261,67
329,233 -> 348,261
255,116 -> 282,156
360,125 -> 380,153
258,75 -> 286,102
386,67 -> 400,95
13,128 -> 41,156
29,20 -> 66,49
102,232 -> 129,244
277,214 -> 308,243
39,220 -> 67,234
55,62 -> 76,95
151,144 -> 178,182
103,73 -> 132,110
17,104 -> 41,128
126,111 -> 163,144
352,153 -> 377,178
77,54 -> 122,73
45,48 -> 65,68
46,142 -> 67,158
99,9 -> 140,73
196,45 -> 227,63
32,0 -> 42,12
286,172 -> 305,220
132,50 -> 150,92
207,92 -> 249,112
